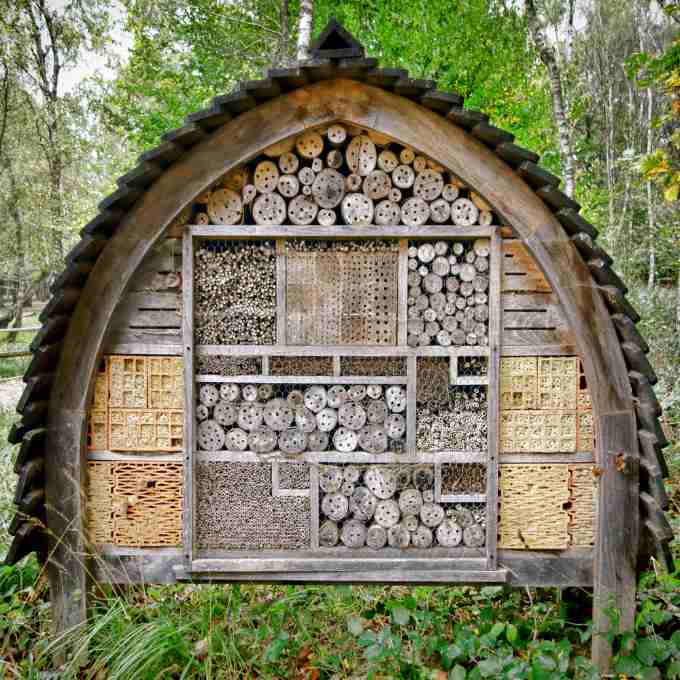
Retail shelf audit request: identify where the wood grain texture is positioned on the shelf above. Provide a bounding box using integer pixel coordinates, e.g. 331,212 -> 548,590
182,230 -> 194,566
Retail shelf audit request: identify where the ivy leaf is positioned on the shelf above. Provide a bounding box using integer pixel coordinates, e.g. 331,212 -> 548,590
667,660 -> 680,679
449,666 -> 467,680
477,657 -> 502,677
615,655 -> 642,676
489,622 -> 505,639
392,607 -> 411,626
635,638 -> 659,666
506,624 -> 518,644
671,630 -> 680,653
441,644 -> 464,669
347,615 -> 364,636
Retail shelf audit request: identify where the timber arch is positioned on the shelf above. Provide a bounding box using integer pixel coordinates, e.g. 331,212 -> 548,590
6,20 -> 671,672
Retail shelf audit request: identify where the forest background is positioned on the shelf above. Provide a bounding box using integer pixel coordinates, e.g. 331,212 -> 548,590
0,0 -> 678,678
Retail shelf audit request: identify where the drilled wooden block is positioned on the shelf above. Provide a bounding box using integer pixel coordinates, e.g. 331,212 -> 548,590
112,462 -> 183,547
286,251 -> 398,345
537,357 -> 578,410
87,461 -> 114,544
500,357 -> 537,410
196,462 -> 310,550
109,409 -> 183,451
568,464 -> 597,547
498,464 -> 570,549
108,355 -> 148,408
148,357 -> 183,409
500,411 -> 577,453
87,409 -> 108,451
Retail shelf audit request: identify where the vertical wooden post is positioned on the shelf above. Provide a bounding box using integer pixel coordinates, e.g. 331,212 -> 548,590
46,412 -> 90,648
592,411 -> 639,671
182,228 -> 195,567
485,227 -> 502,571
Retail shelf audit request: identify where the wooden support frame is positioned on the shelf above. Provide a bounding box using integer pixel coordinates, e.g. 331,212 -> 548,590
47,80 -> 637,669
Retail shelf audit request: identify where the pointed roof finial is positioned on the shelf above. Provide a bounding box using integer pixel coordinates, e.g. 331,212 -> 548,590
310,18 -> 365,60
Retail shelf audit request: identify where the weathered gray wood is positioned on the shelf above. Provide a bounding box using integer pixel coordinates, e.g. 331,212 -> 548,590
104,342 -> 183,355
406,355 -> 417,455
592,412 -> 638,670
501,343 -> 577,356
182,229 -> 194,567
499,549 -> 593,586
261,355 -> 270,375
194,374 -> 407,384
45,409 -> 90,645
196,344 -> 490,357
441,493 -> 486,503
176,568 -> 509,584
398,238 -> 408,345
486,227 -> 502,570
87,451 -> 183,462
191,224 -> 494,239
332,355 -> 341,376
94,549 -> 182,584
195,450 -> 485,464
275,239 -> 287,344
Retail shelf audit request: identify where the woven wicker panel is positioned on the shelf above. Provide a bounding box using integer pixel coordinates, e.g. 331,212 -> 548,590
341,356 -> 406,376
93,359 -> 109,409
108,356 -> 148,408
87,462 -> 114,544
537,357 -> 578,410
500,411 -> 577,453
498,464 -> 570,549
278,462 -> 310,490
112,462 -> 183,546
196,462 -> 310,550
109,409 -> 183,451
568,464 -> 597,547
87,409 -> 108,451
500,357 -> 538,410
148,357 -> 183,409
417,357 -> 450,403
286,251 -> 398,345
270,356 -> 334,376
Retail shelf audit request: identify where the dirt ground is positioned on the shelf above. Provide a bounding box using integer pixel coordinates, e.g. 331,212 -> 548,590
0,379 -> 23,412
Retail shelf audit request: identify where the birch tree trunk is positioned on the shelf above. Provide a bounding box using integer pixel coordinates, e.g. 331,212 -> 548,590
296,0 -> 314,61
525,0 -> 576,198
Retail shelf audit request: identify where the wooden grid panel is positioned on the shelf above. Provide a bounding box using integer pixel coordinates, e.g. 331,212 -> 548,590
498,464 -> 570,549
87,461 -> 114,544
286,251 -> 398,345
148,357 -> 183,409
537,357 -> 578,410
108,356 -> 148,408
500,411 -> 577,453
500,357 -> 537,410
109,409 -> 183,451
568,464 -> 597,547
112,462 -> 183,547
87,409 -> 108,451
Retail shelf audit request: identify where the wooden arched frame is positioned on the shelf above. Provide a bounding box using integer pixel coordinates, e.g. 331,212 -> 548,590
47,79 -> 638,665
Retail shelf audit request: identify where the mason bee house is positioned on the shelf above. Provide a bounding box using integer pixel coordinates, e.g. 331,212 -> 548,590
7,21 -> 671,672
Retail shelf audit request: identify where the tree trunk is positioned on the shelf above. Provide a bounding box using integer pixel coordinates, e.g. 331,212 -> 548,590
277,0 -> 291,66
296,0 -> 314,61
525,0 -> 576,198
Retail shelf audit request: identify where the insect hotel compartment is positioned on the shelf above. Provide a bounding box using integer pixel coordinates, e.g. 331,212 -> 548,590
194,240 -> 276,345
195,462 -> 310,550
285,240 -> 399,346
416,357 -> 488,453
407,239 -> 490,347
316,464 -> 486,550
195,381 -> 408,455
